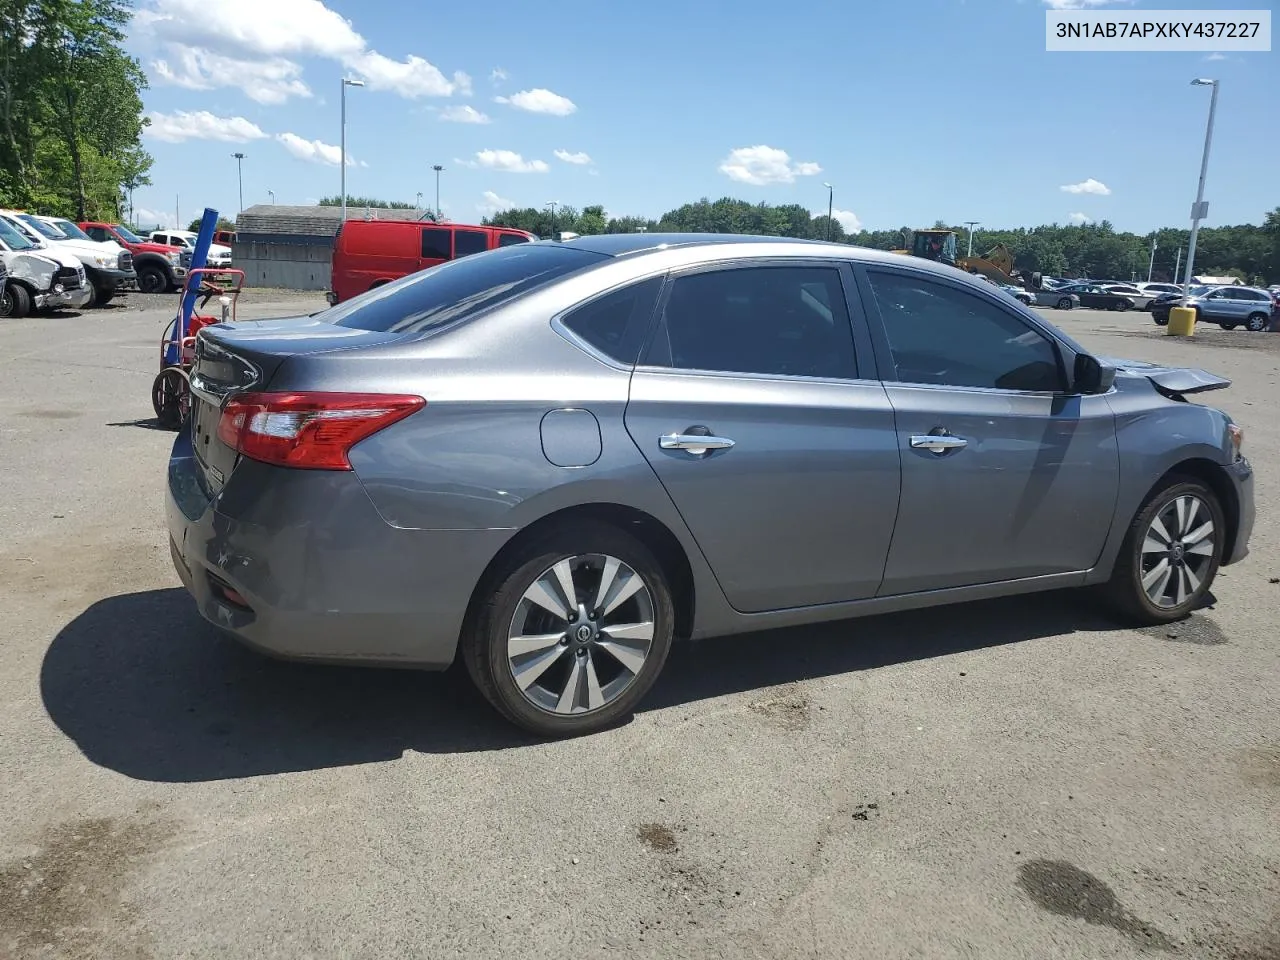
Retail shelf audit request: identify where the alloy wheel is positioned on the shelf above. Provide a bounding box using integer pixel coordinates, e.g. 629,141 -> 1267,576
1139,494 -> 1215,609
507,554 -> 655,715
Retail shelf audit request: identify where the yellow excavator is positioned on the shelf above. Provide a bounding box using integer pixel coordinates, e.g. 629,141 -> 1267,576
891,229 -> 1017,285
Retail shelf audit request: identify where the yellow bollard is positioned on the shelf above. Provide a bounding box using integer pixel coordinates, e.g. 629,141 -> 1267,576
1167,305 -> 1197,336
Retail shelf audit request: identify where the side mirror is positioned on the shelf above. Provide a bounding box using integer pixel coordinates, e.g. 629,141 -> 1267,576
1073,353 -> 1116,395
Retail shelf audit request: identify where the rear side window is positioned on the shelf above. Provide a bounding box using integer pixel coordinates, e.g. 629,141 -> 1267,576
421,227 -> 451,260
560,277 -> 663,365
325,243 -> 609,334
644,265 -> 857,379
498,233 -> 530,247
453,229 -> 487,258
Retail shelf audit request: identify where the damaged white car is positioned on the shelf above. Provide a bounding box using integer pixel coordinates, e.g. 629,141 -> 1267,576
0,213 -> 92,317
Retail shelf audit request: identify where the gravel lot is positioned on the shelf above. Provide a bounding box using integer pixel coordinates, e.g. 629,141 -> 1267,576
1,295 -> 1277,960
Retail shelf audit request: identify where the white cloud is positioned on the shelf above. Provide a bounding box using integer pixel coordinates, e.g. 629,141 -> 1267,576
1041,0 -> 1134,8
474,149 -> 549,173
439,105 -> 491,124
1060,178 -> 1111,195
494,88 -> 577,116
136,0 -> 467,101
133,206 -> 173,228
477,190 -> 514,215
152,48 -> 311,104
276,132 -> 353,166
820,208 -> 862,233
718,145 -> 822,186
554,149 -> 592,165
1068,212 -> 1093,225
145,110 -> 268,143
490,67 -> 507,84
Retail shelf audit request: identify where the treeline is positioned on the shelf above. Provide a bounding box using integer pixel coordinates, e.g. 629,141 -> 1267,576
485,198 -> 1280,284
0,0 -> 151,221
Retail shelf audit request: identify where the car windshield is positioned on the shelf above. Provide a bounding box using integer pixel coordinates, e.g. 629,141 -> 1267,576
19,215 -> 66,240
0,216 -> 36,250
324,243 -> 608,334
113,224 -> 143,243
52,219 -> 93,242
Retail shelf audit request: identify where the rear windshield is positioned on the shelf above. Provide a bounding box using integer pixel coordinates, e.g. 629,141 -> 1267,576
324,242 -> 608,334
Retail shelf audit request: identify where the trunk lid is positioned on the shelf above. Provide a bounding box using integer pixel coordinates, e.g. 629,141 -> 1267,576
188,316 -> 407,493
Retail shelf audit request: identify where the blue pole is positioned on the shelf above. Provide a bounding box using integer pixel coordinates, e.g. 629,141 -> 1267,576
172,207 -> 219,354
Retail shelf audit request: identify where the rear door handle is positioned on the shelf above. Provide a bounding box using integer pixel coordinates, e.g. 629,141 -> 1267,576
910,434 -> 968,454
660,433 -> 735,456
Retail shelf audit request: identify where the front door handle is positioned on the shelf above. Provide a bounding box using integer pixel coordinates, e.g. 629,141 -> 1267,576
660,433 -> 735,456
910,434 -> 968,454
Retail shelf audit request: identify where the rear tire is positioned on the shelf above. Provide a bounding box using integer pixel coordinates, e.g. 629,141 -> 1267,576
1104,477 -> 1224,625
1153,315 -> 1169,326
463,521 -> 675,738
1245,313 -> 1269,332
137,263 -> 167,294
1,282 -> 31,318
1220,322 -> 1237,331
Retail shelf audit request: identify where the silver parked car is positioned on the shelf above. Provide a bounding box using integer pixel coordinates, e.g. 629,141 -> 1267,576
167,235 -> 1254,737
1180,286 -> 1276,331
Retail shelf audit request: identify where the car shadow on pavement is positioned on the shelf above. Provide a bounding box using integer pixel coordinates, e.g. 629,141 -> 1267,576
41,586 -> 1123,782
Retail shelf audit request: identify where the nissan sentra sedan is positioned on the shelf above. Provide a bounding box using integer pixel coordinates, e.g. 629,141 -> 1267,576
167,235 -> 1254,737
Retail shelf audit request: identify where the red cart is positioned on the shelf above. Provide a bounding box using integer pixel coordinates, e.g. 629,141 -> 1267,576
152,267 -> 245,429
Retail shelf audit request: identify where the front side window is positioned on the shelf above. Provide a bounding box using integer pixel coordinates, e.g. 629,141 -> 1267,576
453,229 -> 488,258
866,271 -> 1064,393
646,266 -> 857,379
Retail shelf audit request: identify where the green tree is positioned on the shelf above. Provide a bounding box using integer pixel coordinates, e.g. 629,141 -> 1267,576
187,216 -> 238,234
318,195 -> 418,209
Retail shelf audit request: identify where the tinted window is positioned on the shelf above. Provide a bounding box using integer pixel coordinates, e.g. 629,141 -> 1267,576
498,233 -> 530,247
85,226 -> 108,242
560,277 -> 662,364
454,229 -> 488,258
646,266 -> 857,379
421,227 -> 451,260
867,271 -> 1064,392
325,243 -> 608,334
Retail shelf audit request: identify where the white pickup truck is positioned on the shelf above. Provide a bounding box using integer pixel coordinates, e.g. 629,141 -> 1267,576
0,213 -> 92,317
149,229 -> 233,268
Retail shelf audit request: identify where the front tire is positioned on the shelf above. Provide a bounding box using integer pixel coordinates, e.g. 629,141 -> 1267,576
137,263 -> 167,294
463,522 -> 675,738
1056,296 -> 1073,310
1153,314 -> 1169,326
1,282 -> 31,318
1104,478 -> 1225,625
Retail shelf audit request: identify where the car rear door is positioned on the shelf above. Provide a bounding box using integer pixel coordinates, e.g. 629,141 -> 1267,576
623,259 -> 901,613
857,266 -> 1119,595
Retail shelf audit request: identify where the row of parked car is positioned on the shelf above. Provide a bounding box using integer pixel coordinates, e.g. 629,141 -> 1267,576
0,213 -> 235,319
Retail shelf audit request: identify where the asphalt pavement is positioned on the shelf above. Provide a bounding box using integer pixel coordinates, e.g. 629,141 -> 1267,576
1,292 -> 1277,960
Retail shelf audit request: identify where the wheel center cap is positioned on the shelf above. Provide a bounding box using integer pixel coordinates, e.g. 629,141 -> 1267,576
575,624 -> 593,643
1171,544 -> 1185,562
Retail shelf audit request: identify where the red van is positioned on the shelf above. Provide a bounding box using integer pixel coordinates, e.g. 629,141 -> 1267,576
327,220 -> 536,305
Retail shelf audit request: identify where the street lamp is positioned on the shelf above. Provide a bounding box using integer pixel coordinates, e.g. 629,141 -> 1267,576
545,201 -> 558,232
231,152 -> 246,212
433,165 -> 444,219
340,77 -> 365,222
963,221 -> 980,257
268,189 -> 275,205
1182,78 -> 1218,293
416,191 -> 423,213
822,182 -> 833,241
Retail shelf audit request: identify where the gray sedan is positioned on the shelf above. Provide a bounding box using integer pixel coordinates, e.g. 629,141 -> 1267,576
168,235 -> 1255,737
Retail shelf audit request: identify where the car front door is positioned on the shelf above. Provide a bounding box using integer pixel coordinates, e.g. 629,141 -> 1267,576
623,261 -> 902,613
858,266 -> 1119,595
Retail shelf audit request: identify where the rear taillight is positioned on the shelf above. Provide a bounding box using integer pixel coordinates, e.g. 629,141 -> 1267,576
216,391 -> 425,470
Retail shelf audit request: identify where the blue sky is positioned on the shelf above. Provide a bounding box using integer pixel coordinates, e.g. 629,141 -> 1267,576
126,0 -> 1276,233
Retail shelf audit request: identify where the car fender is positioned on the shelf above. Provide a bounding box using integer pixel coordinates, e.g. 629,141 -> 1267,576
0,252 -> 59,291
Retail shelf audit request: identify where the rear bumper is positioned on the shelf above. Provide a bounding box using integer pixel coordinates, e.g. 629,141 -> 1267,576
165,431 -> 512,668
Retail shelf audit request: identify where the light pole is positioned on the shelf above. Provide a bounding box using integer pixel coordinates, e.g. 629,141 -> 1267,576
1182,78 -> 1218,293
416,191 -> 423,214
545,201 -> 558,233
340,77 -> 365,222
1147,235 -> 1157,282
963,221 -> 980,257
231,152 -> 246,212
268,189 -> 275,204
433,165 -> 444,219
822,182 -> 834,240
